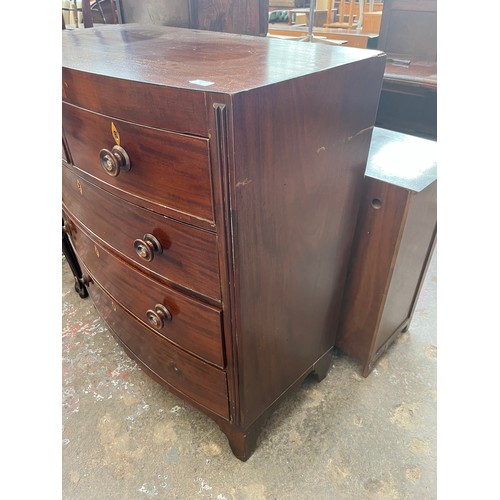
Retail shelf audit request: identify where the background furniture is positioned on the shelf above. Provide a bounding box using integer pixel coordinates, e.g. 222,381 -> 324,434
116,0 -> 269,36
62,0 -> 118,28
336,127 -> 437,376
269,0 -> 310,6
273,0 -> 346,45
375,0 -> 437,139
62,24 -> 385,460
89,0 -> 118,24
62,0 -> 93,28
288,7 -> 329,26
114,0 -> 190,27
362,10 -> 382,33
267,24 -> 378,47
324,1 -> 384,29
325,0 -> 357,28
190,0 -> 269,35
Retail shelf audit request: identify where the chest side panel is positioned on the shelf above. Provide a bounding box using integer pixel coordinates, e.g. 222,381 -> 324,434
230,56 -> 386,426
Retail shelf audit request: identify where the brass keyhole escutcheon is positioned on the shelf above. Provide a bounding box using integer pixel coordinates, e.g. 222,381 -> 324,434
76,179 -> 83,195
111,122 -> 120,145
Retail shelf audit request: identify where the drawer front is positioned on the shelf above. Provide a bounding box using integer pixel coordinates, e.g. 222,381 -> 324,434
63,102 -> 214,224
62,166 -> 221,302
62,68 -> 209,138
86,277 -> 229,419
65,215 -> 225,368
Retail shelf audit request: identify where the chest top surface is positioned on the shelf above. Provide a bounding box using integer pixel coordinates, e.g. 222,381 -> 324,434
62,24 -> 384,94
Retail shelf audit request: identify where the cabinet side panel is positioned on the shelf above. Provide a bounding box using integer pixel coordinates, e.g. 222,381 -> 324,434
231,57 -> 386,426
336,178 -> 409,362
375,180 -> 437,352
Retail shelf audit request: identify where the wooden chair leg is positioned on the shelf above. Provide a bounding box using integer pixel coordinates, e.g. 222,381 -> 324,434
94,0 -> 107,23
82,0 -> 93,28
109,0 -> 118,24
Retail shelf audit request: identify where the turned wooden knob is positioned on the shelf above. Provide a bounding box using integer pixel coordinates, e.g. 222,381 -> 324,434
133,234 -> 162,262
98,145 -> 130,177
146,304 -> 172,330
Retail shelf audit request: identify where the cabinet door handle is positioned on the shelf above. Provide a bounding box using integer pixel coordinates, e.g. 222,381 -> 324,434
146,304 -> 172,330
133,234 -> 162,262
99,145 -> 130,177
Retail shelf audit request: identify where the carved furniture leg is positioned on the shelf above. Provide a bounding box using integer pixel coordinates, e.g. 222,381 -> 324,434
218,420 -> 263,462
218,349 -> 334,461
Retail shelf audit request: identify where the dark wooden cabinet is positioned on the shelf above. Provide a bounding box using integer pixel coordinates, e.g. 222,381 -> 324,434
62,24 -> 385,460
336,127 -> 437,376
117,0 -> 269,36
375,0 -> 437,139
188,0 -> 269,36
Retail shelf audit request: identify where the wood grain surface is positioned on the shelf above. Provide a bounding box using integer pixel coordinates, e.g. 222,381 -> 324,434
87,278 -> 229,419
66,218 -> 225,367
228,55 -> 386,426
62,166 -> 221,303
63,102 -> 215,224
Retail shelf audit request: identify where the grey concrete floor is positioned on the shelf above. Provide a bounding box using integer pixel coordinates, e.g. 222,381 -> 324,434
62,250 -> 437,499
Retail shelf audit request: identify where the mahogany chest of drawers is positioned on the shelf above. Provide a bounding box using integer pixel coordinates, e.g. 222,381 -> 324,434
62,24 -> 385,460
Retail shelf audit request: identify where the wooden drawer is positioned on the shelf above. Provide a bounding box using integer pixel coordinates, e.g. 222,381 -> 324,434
86,276 -> 229,419
64,214 -> 225,367
63,102 -> 214,225
62,67 -> 209,138
62,165 -> 221,302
